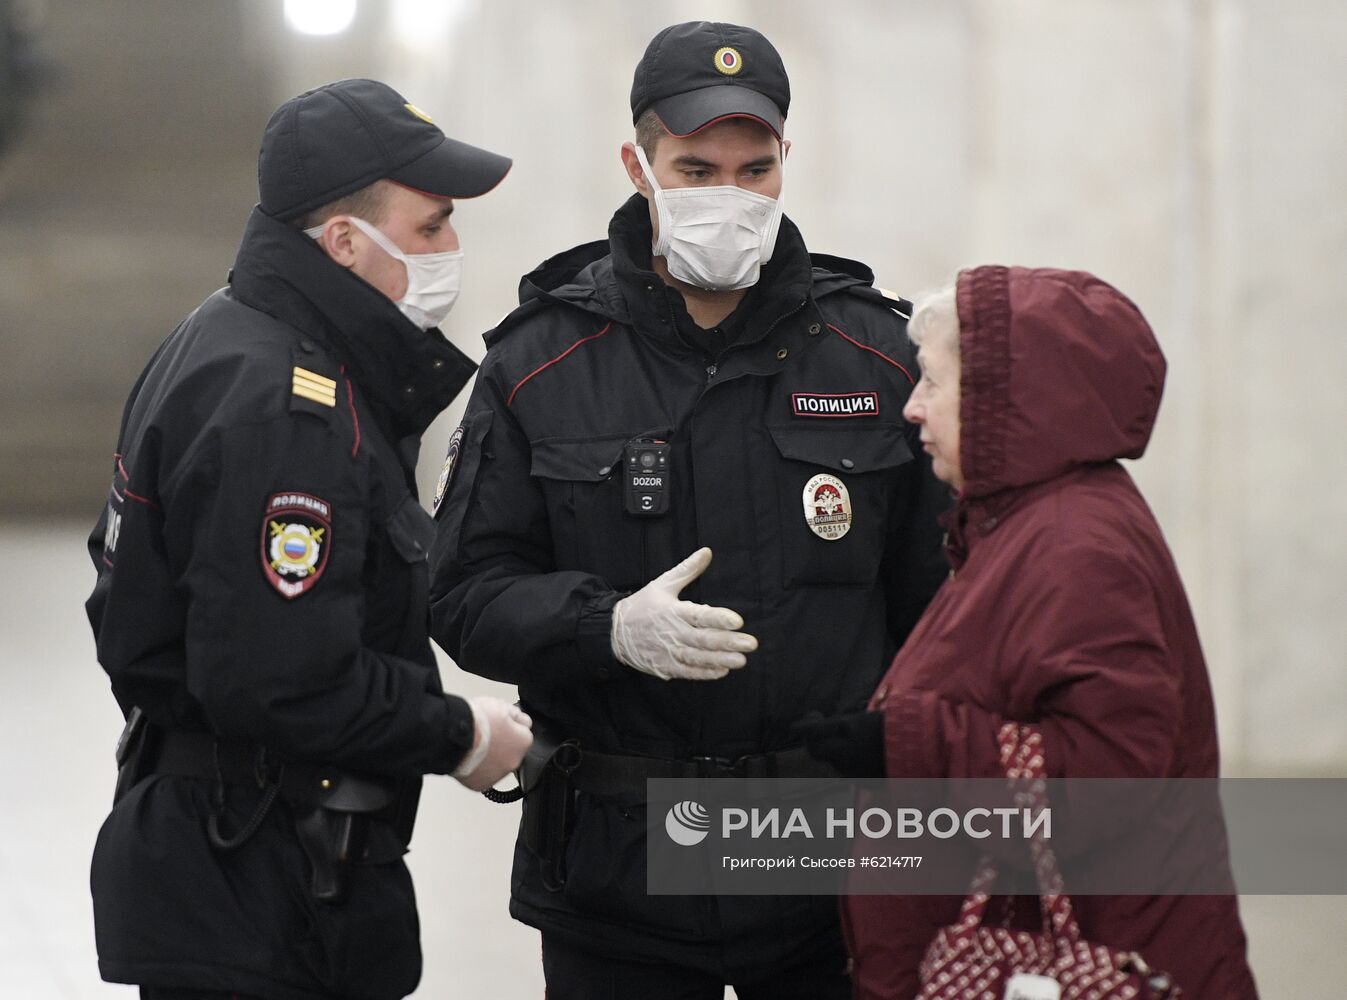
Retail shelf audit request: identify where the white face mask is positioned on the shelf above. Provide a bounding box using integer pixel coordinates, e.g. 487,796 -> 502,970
306,216 -> 463,331
635,145 -> 784,292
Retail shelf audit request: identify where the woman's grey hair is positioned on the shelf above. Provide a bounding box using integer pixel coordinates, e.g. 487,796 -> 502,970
907,283 -> 960,349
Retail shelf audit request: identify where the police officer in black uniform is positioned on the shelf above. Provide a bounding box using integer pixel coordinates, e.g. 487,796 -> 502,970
429,22 -> 949,1000
86,78 -> 533,1000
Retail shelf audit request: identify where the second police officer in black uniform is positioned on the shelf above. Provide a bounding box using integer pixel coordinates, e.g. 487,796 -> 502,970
86,79 -> 533,1000
430,22 -> 949,1000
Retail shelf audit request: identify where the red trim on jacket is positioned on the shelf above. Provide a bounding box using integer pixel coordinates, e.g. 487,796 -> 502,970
507,322 -> 613,407
124,489 -> 160,511
826,323 -> 915,385
342,368 -> 361,458
114,452 -> 160,509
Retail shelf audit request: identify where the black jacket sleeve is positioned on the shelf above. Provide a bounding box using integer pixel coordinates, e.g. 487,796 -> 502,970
429,371 -> 622,687
171,411 -> 474,777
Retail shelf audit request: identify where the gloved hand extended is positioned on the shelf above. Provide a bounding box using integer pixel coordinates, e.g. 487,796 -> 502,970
453,696 -> 533,792
611,547 -> 758,681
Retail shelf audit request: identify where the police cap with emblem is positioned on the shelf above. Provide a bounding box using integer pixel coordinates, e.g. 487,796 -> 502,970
258,78 -> 512,222
631,21 -> 790,141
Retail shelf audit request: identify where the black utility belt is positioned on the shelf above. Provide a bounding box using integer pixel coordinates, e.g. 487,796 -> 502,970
502,736 -> 840,892
151,729 -> 396,814
569,745 -> 840,795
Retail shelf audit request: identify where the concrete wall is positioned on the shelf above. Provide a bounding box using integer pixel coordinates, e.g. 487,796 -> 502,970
0,1 -> 271,513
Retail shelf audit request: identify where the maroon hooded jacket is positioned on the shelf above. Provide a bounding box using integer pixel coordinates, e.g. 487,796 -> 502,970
841,267 -> 1257,999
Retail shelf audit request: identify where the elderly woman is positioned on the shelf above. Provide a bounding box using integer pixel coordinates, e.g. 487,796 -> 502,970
808,266 -> 1258,998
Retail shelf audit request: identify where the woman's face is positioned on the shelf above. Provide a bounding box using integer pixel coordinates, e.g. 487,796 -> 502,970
902,331 -> 963,491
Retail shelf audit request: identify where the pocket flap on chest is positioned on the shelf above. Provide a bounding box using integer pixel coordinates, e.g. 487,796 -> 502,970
529,436 -> 631,482
768,423 -> 913,474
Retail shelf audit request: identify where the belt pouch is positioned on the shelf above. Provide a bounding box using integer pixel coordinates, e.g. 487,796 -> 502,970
113,706 -> 161,805
293,806 -> 365,905
285,769 -> 396,905
518,728 -> 581,891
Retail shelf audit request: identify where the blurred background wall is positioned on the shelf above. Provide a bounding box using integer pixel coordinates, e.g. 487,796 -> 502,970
0,1 -> 1344,996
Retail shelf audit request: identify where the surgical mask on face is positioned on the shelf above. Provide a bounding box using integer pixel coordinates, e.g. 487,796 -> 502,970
305,216 -> 463,331
635,145 -> 784,292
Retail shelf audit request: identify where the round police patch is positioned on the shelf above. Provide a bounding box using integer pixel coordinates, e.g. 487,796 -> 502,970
433,424 -> 465,515
802,474 -> 853,541
261,492 -> 332,599
714,46 -> 743,75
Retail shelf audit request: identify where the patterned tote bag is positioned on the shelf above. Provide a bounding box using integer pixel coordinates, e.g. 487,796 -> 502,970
917,724 -> 1180,1000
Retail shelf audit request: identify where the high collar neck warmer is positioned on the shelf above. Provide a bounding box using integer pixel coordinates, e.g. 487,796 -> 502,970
228,207 -> 476,442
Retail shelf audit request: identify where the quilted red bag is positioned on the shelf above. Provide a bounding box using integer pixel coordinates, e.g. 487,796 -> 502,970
916,724 -> 1180,1000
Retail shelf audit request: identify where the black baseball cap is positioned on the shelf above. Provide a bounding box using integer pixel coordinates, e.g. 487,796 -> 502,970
258,78 -> 512,222
631,21 -> 790,140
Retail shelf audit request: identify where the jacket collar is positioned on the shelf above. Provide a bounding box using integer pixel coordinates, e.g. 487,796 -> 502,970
227,207 -> 477,442
941,473 -> 1081,572
502,197 -> 843,384
941,490 -> 1022,573
606,193 -> 814,354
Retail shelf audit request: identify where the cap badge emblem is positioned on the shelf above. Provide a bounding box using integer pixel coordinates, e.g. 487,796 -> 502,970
404,102 -> 435,124
714,46 -> 743,76
802,474 -> 853,541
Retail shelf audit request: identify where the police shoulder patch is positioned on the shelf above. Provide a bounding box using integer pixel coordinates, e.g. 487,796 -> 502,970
432,424 -> 465,515
262,492 -> 332,599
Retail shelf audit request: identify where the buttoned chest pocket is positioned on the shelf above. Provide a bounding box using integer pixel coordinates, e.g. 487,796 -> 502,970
769,424 -> 913,588
373,494 -> 436,655
531,436 -> 645,591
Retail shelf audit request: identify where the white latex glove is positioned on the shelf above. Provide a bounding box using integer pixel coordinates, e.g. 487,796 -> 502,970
611,547 -> 758,681
453,696 -> 533,792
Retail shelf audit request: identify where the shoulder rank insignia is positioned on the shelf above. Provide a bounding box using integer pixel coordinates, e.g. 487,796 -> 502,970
261,492 -> 332,599
847,284 -> 914,319
873,285 -> 914,318
292,366 -> 336,407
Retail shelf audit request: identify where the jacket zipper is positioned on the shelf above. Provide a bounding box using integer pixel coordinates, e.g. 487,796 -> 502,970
640,521 -> 649,583
700,303 -> 802,393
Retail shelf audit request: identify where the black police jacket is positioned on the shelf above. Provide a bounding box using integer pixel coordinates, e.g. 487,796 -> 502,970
429,196 -> 950,972
85,207 -> 478,1000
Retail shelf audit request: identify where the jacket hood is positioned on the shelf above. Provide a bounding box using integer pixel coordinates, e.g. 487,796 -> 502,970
517,238 -> 621,317
808,253 -> 875,298
957,265 -> 1166,500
